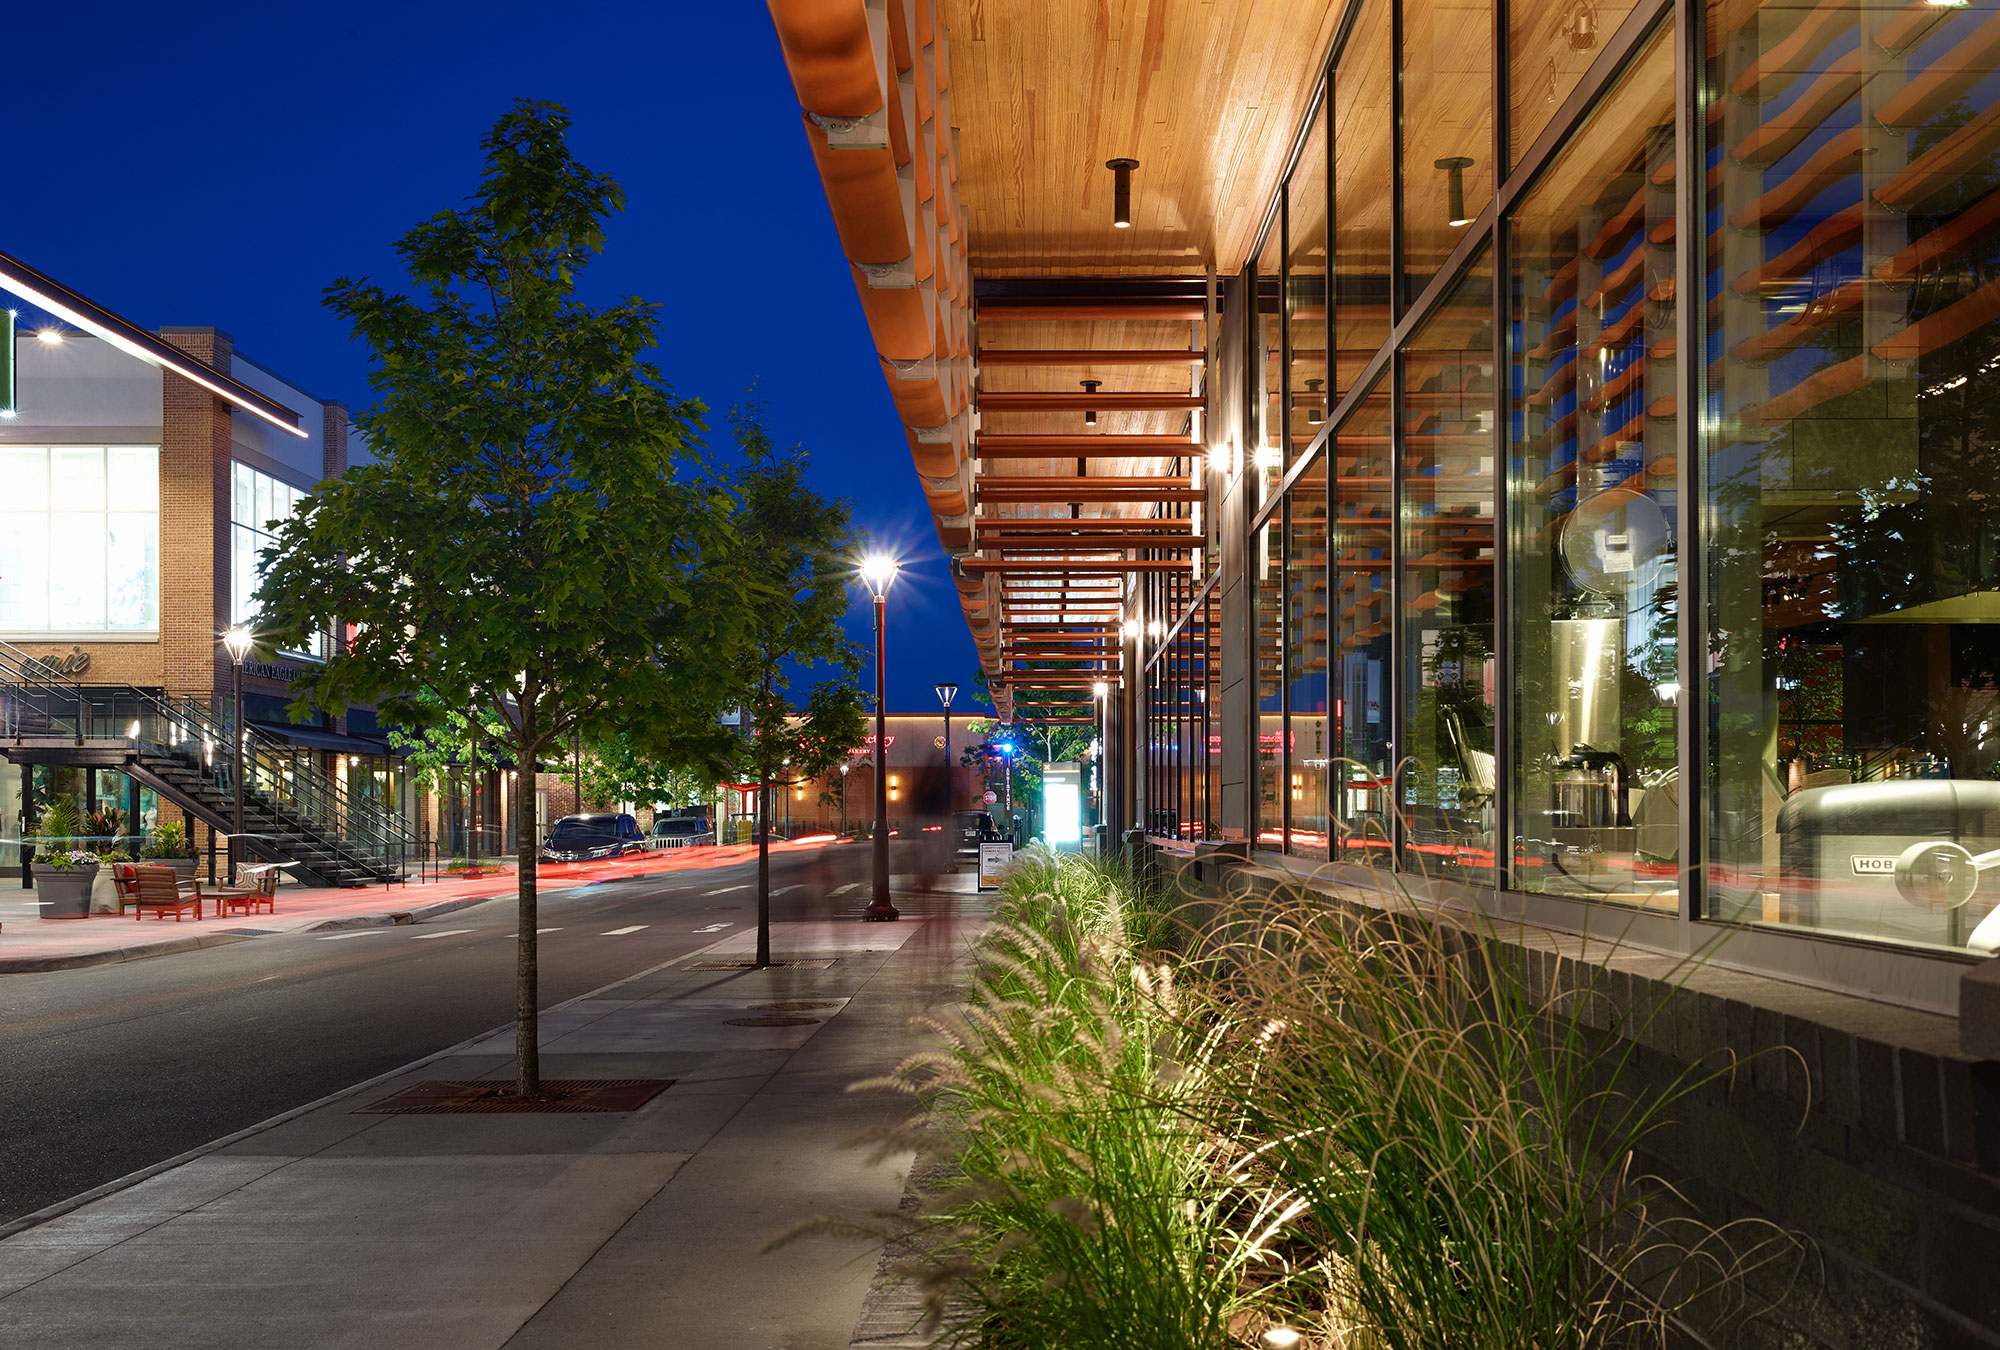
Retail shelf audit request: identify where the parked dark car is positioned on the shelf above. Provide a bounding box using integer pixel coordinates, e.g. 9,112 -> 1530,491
955,810 -> 1001,859
541,813 -> 646,862
650,815 -> 713,840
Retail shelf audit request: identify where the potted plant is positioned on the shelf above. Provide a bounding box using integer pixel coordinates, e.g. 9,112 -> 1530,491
90,848 -> 132,914
32,850 -> 100,919
141,822 -> 200,881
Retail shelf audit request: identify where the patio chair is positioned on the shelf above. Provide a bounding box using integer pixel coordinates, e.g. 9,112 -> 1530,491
131,864 -> 201,922
203,865 -> 279,918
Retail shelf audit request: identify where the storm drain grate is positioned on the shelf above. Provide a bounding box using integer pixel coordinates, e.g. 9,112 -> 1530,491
355,1078 -> 676,1114
724,1015 -> 822,1027
747,1000 -> 843,1012
686,959 -> 836,971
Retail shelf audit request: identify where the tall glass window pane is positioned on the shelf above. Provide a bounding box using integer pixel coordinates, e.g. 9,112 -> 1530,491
1401,0 -> 1496,303
1336,0 -> 1395,395
1509,25 -> 1678,906
1706,0 -> 2000,954
1288,451 -> 1331,857
1509,0 -> 1645,165
232,460 -> 323,657
1257,502 -> 1287,850
0,515 -> 50,630
50,513 -> 106,629
0,447 -> 156,636
106,512 -> 158,631
1334,375 -> 1396,862
1290,101 -> 1331,444
1401,258 -> 1497,884
1259,228 -> 1287,501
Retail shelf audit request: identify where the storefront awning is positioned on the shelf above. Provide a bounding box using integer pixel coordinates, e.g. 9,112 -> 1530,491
248,721 -> 393,756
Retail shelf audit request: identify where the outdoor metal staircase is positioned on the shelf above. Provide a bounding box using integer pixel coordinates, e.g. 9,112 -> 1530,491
0,640 -> 413,888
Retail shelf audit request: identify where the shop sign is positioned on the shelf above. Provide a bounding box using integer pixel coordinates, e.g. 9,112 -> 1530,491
25,646 -> 89,677
245,662 -> 301,683
978,840 -> 1014,890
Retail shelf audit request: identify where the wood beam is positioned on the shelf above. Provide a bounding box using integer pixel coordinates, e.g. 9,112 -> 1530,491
976,303 -> 1205,322
964,559 -> 1187,573
976,434 -> 1200,456
979,392 -> 1205,412
975,517 -> 1193,533
975,348 -> 1203,366
979,488 -> 1205,503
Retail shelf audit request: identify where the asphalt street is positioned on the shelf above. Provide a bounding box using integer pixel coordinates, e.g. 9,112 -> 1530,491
0,841 -> 889,1224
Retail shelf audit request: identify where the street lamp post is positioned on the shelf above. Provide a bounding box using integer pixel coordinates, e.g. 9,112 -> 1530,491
860,554 -> 900,921
934,681 -> 958,811
222,626 -> 254,881
838,760 -> 850,837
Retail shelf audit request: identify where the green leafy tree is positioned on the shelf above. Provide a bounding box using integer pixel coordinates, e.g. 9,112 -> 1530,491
578,730 -> 715,813
256,101 -> 747,1096
716,400 -> 868,966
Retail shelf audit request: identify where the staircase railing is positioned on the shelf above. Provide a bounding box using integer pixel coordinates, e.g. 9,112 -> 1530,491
0,639 -> 414,878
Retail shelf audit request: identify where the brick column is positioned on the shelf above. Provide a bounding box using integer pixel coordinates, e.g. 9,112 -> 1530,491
156,327 -> 234,708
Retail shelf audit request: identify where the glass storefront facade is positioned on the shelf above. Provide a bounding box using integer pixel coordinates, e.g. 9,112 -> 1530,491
1137,0 -> 2000,962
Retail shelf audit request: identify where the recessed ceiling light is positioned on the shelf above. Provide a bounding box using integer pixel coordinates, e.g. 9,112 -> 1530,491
36,328 -> 64,345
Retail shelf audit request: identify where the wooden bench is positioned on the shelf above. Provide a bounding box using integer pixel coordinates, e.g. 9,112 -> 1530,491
129,864 -> 201,921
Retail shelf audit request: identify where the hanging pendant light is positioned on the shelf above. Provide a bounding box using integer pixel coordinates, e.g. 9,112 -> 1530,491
1435,157 -> 1475,227
1080,379 -> 1101,426
1105,157 -> 1139,228
1304,377 -> 1325,425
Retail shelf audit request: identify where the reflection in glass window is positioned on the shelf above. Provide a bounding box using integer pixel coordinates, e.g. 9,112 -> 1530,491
1334,376 -> 1396,863
0,446 -> 157,635
1335,0 -> 1394,395
1288,452 -> 1330,857
1510,0 -> 1644,163
1401,260 -> 1497,886
1257,500 -> 1286,849
1290,100 -> 1330,448
1705,0 -> 2000,953
1508,24 -> 1677,907
1401,0 -> 1496,303
232,461 -> 327,659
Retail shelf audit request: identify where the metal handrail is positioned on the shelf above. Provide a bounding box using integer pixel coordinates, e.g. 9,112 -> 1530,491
0,639 -> 413,877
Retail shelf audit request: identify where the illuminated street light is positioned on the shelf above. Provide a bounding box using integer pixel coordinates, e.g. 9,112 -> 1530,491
860,553 -> 900,921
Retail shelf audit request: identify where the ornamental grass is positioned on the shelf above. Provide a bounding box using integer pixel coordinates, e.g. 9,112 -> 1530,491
860,847 -> 1803,1350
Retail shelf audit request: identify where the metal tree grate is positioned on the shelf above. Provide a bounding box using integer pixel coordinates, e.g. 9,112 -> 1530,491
355,1078 -> 677,1114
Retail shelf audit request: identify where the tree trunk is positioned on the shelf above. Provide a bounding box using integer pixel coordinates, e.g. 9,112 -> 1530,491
756,768 -> 772,968
515,701 -> 541,1096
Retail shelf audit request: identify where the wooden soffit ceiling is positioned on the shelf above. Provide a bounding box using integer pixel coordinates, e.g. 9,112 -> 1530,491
942,0 -> 1342,277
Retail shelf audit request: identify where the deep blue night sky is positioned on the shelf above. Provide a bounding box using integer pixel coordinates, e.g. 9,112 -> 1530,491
3,2 -> 981,717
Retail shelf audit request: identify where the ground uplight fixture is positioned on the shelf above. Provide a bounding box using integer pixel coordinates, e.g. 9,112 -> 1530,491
1437,156 -> 1475,227
1261,1329 -> 1303,1350
1304,376 -> 1326,424
1106,156 -> 1139,228
1080,378 -> 1101,425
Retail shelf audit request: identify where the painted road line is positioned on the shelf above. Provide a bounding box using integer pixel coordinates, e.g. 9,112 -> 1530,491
409,929 -> 476,941
830,883 -> 860,896
770,885 -> 802,896
693,922 -> 735,933
601,925 -> 650,936
316,931 -> 395,941
702,885 -> 749,896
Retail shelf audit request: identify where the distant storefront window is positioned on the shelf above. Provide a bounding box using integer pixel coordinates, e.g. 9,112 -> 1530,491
0,445 -> 159,635
232,461 -> 327,659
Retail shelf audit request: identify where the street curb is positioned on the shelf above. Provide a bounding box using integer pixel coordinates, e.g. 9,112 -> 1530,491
0,931 -> 252,975
0,891 -> 515,972
0,923 -> 755,1242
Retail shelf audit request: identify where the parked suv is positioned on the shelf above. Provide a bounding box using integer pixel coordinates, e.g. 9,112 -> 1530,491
649,815 -> 714,848
540,813 -> 645,862
954,810 -> 1001,860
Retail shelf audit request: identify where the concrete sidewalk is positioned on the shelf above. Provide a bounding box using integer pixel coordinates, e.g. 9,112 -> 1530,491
0,842 -> 787,973
0,891 -> 981,1349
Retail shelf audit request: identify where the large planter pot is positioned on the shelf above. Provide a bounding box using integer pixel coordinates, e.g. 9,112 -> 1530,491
89,867 -> 121,914
31,863 -> 98,919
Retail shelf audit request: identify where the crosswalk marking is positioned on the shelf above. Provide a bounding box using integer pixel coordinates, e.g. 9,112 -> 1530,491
601,925 -> 649,936
830,883 -> 859,896
317,930 -> 392,941
702,885 -> 749,896
410,929 -> 475,941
